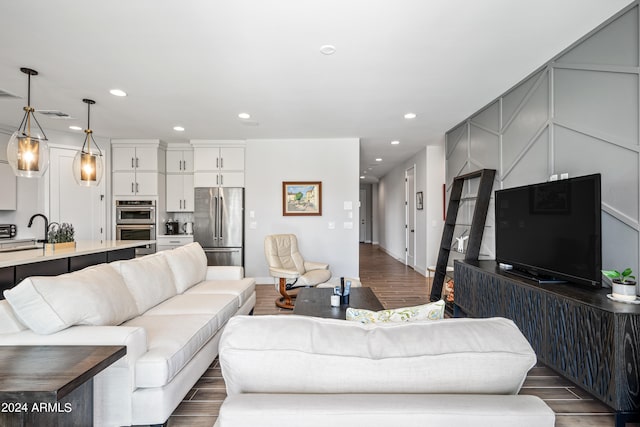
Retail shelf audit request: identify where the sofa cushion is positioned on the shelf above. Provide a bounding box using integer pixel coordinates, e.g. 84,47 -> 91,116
122,314 -> 217,388
111,252 -> 177,314
219,315 -> 536,396
164,242 -> 208,293
218,394 -> 555,427
185,278 -> 256,308
346,299 -> 445,323
0,300 -> 27,333
144,294 -> 238,327
3,264 -> 138,334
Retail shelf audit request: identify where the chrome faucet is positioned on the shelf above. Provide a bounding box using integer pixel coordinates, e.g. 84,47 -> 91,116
27,213 -> 49,243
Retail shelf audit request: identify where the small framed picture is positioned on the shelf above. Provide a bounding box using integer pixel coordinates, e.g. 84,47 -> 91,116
283,181 -> 322,216
416,191 -> 424,210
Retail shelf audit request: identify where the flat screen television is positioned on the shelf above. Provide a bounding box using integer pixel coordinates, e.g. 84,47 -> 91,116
495,173 -> 601,288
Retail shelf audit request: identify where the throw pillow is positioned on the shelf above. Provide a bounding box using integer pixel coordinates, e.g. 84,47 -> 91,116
164,242 -> 208,293
111,251 -> 177,314
346,299 -> 445,323
4,264 -> 138,334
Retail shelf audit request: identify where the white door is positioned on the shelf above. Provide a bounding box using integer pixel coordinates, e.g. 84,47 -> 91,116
49,147 -> 105,241
359,189 -> 366,243
406,166 -> 415,268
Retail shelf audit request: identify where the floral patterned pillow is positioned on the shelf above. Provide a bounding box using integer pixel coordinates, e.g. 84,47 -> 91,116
346,299 -> 445,324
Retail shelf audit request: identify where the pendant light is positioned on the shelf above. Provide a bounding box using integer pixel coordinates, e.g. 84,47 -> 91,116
72,98 -> 103,186
6,68 -> 49,178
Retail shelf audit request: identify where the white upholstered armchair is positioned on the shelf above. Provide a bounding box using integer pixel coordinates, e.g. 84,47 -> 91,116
264,234 -> 331,309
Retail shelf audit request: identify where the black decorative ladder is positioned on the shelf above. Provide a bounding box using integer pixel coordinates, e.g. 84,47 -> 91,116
430,169 -> 496,302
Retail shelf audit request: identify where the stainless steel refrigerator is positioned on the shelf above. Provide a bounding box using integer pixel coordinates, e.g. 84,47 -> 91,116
194,187 -> 244,266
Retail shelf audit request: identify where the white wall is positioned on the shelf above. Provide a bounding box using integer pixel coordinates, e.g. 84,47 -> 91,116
377,145 -> 445,276
244,138 -> 360,283
425,145 -> 445,270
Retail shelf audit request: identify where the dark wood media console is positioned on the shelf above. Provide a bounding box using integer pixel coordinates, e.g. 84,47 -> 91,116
454,260 -> 640,426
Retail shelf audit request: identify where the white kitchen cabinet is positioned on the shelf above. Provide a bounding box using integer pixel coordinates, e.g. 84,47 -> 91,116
166,174 -> 194,211
156,235 -> 194,251
111,140 -> 166,197
191,142 -> 244,188
166,145 -> 194,211
193,147 -> 243,172
193,171 -> 244,187
166,149 -> 193,174
0,162 -> 17,210
112,171 -> 159,196
112,146 -> 159,172
219,147 -> 244,171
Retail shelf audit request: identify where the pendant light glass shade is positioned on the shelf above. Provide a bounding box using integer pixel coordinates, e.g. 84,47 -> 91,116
73,99 -> 103,186
7,68 -> 49,178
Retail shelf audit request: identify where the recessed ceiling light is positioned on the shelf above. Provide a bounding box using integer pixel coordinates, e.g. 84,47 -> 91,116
69,125 -> 82,131
360,176 -> 365,179
110,89 -> 127,97
375,158 -> 383,162
319,44 -> 336,55
391,140 -> 400,145
173,126 -> 185,132
238,113 -> 251,119
404,112 -> 416,119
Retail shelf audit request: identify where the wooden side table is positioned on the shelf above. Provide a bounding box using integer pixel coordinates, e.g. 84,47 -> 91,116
0,345 -> 126,427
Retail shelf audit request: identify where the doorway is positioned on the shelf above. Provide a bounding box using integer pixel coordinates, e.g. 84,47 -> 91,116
405,166 -> 415,268
48,146 -> 106,241
359,189 -> 366,243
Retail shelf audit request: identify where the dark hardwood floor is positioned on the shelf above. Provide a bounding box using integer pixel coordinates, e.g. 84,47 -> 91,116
163,244 -> 636,427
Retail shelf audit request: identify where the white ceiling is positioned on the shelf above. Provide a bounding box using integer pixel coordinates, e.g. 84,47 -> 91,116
0,0 -> 633,183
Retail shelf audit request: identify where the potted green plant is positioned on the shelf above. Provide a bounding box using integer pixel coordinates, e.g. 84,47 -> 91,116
46,222 -> 76,252
602,268 -> 637,301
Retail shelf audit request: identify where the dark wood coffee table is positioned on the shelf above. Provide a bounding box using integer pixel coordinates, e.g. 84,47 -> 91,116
293,287 -> 384,319
0,345 -> 126,426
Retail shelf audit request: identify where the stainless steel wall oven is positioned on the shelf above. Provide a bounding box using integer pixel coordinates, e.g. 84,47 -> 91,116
116,200 -> 156,224
115,200 -> 156,256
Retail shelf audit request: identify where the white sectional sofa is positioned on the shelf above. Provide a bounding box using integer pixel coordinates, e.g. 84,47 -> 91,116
217,315 -> 555,427
0,242 -> 256,427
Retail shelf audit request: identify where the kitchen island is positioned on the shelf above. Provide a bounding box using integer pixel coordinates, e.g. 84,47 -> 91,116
0,240 -> 154,296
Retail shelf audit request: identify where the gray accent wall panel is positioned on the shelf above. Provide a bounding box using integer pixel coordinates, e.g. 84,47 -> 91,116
502,128 -> 549,189
602,211 -> 639,273
446,123 -> 469,186
556,6 -> 638,67
554,69 -> 638,145
471,101 -> 500,132
502,72 -> 549,171
502,69 -> 544,125
445,2 -> 640,278
469,125 -> 499,169
554,125 -> 639,221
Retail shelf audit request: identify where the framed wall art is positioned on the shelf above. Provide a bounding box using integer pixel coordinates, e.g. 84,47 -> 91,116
282,181 -> 322,216
416,191 -> 424,210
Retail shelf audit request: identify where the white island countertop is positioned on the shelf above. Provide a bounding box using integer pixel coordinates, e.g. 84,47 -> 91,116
0,240 -> 154,268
